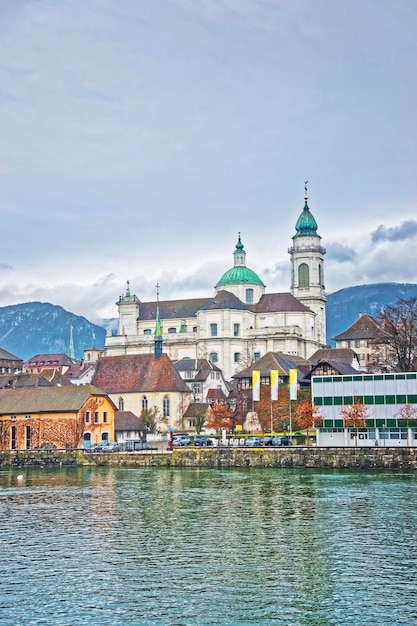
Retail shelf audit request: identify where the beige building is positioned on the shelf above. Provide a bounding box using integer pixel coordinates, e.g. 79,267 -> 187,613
92,352 -> 191,432
105,192 -> 327,381
332,313 -> 384,371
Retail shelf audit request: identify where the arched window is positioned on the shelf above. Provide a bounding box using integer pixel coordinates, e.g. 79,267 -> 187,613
246,288 -> 253,304
298,263 -> 309,287
142,395 -> 148,411
318,264 -> 323,286
163,395 -> 170,417
118,396 -> 124,411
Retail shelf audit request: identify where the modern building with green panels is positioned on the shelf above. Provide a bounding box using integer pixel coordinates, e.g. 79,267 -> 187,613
312,372 -> 417,446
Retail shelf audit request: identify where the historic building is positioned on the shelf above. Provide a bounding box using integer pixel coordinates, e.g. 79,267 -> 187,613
104,190 -> 327,381
92,352 -> 191,433
0,385 -> 116,450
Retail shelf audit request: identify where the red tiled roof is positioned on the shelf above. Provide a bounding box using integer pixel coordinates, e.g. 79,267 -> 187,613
92,353 -> 190,394
206,388 -> 228,400
24,353 -> 79,368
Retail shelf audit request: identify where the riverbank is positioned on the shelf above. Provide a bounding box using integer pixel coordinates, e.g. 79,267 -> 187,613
2,446 -> 417,469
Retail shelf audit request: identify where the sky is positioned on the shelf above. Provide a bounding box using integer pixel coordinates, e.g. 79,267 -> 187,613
1,0 -> 416,324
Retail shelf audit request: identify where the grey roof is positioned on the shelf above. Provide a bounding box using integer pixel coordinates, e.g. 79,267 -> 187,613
134,291 -> 311,321
0,347 -> 23,362
307,360 -> 360,378
114,411 -> 146,432
309,348 -> 358,365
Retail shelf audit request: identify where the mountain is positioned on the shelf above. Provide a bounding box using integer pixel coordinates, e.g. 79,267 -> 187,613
0,302 -> 106,361
1,283 -> 417,360
326,283 -> 417,345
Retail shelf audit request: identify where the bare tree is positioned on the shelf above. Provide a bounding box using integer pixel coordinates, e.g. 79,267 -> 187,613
373,297 -> 417,372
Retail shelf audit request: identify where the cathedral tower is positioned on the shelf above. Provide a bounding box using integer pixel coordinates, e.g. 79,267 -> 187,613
289,184 -> 327,345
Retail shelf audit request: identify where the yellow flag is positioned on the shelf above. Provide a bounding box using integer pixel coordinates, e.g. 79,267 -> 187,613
252,370 -> 260,402
271,370 -> 279,401
290,369 -> 298,400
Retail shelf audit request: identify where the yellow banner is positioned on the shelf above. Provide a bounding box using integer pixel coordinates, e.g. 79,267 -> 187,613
252,370 -> 260,402
290,369 -> 298,400
271,370 -> 279,401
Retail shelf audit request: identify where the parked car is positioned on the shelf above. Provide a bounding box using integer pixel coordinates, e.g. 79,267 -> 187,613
193,436 -> 214,447
245,437 -> 262,446
172,435 -> 191,446
271,436 -> 292,447
262,437 -> 273,446
91,442 -> 121,452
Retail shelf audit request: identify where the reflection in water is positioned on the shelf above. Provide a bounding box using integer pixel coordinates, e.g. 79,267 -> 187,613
1,467 -> 417,625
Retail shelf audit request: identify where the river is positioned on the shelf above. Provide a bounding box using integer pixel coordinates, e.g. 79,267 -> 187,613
1,467 -> 416,625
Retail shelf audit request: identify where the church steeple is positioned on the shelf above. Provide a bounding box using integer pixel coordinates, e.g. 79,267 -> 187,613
233,232 -> 246,267
294,181 -> 318,237
154,282 -> 163,359
289,183 -> 327,345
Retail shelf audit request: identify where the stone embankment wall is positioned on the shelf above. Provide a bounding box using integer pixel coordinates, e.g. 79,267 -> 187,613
1,447 -> 417,469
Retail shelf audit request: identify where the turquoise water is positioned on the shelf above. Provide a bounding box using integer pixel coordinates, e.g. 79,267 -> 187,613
1,467 -> 417,625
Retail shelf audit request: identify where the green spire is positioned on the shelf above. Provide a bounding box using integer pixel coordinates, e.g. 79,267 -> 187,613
154,283 -> 163,359
154,283 -> 162,338
294,181 -> 318,237
235,232 -> 244,252
69,319 -> 75,359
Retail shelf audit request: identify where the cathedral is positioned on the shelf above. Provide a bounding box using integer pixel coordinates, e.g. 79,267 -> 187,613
104,190 -> 327,381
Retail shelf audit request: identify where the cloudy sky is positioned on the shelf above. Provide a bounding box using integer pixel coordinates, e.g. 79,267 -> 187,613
1,0 -> 416,323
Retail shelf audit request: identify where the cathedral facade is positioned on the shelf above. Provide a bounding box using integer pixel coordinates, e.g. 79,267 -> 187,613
104,192 -> 327,381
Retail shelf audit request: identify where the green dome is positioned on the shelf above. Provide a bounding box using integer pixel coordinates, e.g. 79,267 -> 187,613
294,200 -> 318,237
216,266 -> 264,287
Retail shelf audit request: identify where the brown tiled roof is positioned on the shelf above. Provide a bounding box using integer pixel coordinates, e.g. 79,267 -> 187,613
0,374 -> 53,389
332,314 -> 380,341
206,388 -> 228,401
92,353 -> 190,394
114,411 -> 145,431
138,298 -> 210,321
200,290 -> 249,311
38,369 -> 73,386
0,385 -> 111,415
135,291 -> 311,321
250,293 -> 311,313
309,348 -> 358,365
183,402 -> 210,417
233,352 -> 311,380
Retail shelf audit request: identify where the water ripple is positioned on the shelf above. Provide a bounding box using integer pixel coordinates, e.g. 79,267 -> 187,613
1,468 -> 417,625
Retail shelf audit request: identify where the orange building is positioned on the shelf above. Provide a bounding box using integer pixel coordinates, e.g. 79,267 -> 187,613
0,385 -> 116,450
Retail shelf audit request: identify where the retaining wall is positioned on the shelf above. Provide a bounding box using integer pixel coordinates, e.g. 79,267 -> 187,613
2,447 -> 417,469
